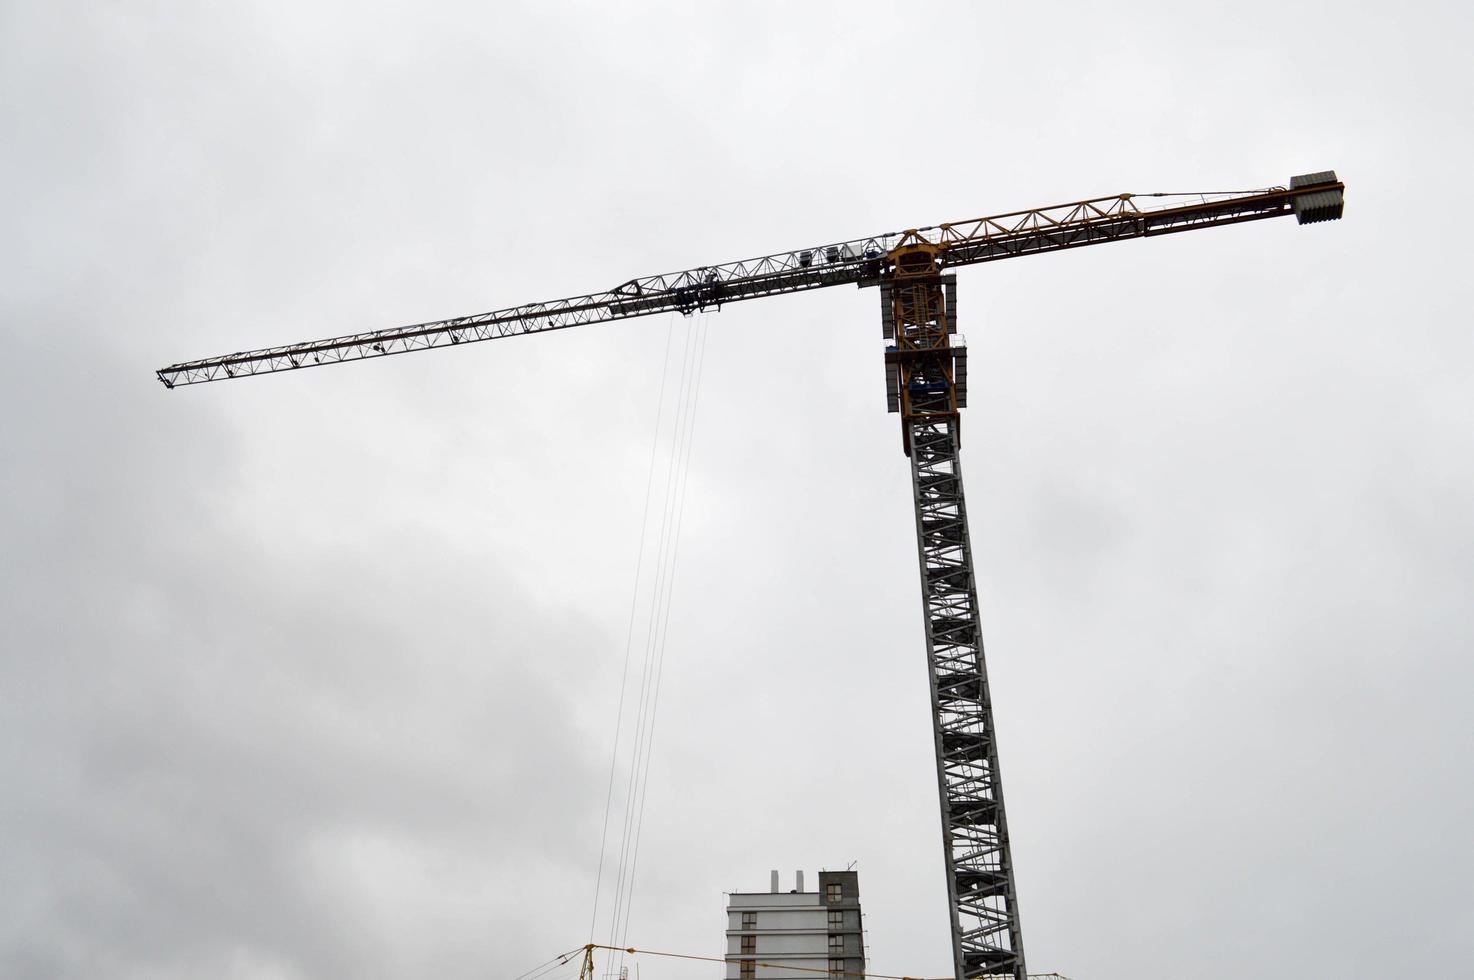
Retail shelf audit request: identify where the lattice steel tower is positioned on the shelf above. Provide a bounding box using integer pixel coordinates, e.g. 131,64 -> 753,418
882,252 -> 1023,975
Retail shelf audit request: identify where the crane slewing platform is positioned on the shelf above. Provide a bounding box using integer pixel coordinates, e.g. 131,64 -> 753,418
158,171 -> 1344,980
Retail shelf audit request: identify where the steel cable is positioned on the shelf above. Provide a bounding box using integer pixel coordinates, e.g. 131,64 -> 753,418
587,314 -> 680,945
600,311 -> 710,978
616,308 -> 710,956
508,946 -> 586,980
579,942 -> 1074,980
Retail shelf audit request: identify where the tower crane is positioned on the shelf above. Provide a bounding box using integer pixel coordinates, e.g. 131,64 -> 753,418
157,170 -> 1345,980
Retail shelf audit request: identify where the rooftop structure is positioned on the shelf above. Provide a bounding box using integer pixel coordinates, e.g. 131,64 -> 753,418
725,870 -> 864,980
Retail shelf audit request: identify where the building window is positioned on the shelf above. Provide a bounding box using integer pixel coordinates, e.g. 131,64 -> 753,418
740,960 -> 755,979
829,957 -> 845,977
829,934 -> 844,953
825,883 -> 843,903
828,910 -> 844,930
741,911 -> 757,929
741,935 -> 756,954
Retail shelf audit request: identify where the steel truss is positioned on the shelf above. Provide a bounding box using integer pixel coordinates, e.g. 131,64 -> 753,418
885,265 -> 1023,980
155,175 -> 1341,388
909,413 -> 1022,979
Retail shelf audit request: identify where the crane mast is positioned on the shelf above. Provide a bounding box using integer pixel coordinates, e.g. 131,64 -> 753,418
882,246 -> 1024,976
157,172 -> 1344,980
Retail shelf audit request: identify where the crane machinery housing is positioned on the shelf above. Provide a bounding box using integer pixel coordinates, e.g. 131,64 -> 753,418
158,170 -> 1345,980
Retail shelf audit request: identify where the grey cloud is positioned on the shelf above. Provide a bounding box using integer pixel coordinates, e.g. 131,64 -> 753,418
3,3 -> 1472,980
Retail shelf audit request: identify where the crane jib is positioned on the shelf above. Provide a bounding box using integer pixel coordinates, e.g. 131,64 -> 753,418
155,173 -> 1343,390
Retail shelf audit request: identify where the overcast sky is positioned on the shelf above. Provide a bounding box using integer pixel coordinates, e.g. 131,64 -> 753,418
3,2 -> 1472,979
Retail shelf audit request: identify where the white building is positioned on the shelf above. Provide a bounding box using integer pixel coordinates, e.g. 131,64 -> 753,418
725,870 -> 864,980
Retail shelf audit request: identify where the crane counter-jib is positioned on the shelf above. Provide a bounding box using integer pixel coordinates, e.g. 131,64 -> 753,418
154,173 -> 1342,388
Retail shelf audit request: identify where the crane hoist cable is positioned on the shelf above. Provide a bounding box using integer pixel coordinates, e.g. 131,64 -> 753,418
600,310 -> 712,976
616,307 -> 711,952
588,314 -> 681,945
616,309 -> 710,963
